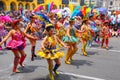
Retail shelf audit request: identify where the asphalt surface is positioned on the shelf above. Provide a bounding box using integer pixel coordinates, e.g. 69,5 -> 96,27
0,37 -> 120,80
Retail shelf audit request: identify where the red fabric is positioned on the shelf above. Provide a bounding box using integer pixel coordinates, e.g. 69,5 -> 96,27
101,39 -> 104,47
106,39 -> 109,47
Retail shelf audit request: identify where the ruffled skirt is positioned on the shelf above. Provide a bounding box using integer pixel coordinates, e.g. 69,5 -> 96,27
6,40 -> 26,50
62,36 -> 78,43
37,49 -> 64,60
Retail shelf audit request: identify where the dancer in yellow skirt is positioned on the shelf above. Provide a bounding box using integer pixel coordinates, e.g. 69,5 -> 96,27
56,18 -> 66,48
37,24 -> 69,80
81,19 -> 93,56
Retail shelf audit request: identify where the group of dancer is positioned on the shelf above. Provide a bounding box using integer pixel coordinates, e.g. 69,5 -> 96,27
0,9 -> 118,80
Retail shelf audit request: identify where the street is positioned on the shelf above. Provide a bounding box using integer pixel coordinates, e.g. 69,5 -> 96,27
0,37 -> 120,80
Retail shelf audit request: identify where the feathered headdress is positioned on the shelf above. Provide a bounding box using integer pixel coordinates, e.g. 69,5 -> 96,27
34,12 -> 50,23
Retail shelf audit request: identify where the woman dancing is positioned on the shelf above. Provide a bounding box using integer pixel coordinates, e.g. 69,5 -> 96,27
24,15 -> 42,61
101,21 -> 110,49
81,19 -> 92,56
37,24 -> 69,80
0,20 -> 37,73
63,18 -> 79,64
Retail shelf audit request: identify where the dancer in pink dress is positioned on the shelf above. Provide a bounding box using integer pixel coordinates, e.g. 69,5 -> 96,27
0,20 -> 37,73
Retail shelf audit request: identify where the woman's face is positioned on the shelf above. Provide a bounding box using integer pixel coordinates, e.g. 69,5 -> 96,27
70,21 -> 75,25
97,16 -> 100,19
48,28 -> 54,35
31,18 -> 36,22
104,23 -> 108,26
86,21 -> 89,25
15,22 -> 21,29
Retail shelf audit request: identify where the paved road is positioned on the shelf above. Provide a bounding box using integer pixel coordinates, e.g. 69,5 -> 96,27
0,37 -> 120,80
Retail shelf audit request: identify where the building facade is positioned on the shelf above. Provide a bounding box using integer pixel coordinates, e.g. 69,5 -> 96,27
84,0 -> 96,7
103,0 -> 120,11
0,0 -> 38,11
0,0 -> 80,11
84,0 -> 120,11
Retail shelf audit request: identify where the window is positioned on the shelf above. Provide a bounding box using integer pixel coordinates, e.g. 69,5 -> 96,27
10,2 -> 16,11
37,0 -> 44,4
72,0 -> 77,2
25,4 -> 30,10
62,0 -> 69,4
18,3 -> 23,9
32,4 -> 35,10
0,1 -> 5,11
110,1 -> 113,5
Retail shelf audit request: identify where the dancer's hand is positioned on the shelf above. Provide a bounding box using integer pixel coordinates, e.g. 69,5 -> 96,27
34,37 -> 39,40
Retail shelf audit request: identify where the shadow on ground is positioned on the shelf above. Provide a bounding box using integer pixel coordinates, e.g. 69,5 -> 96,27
0,51 -> 8,55
87,51 -> 99,56
32,74 -> 73,80
71,60 -> 93,69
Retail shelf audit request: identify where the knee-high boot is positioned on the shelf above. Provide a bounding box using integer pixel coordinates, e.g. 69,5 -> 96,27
101,39 -> 105,47
19,54 -> 26,67
31,46 -> 36,61
65,49 -> 72,64
53,64 -> 60,75
106,39 -> 109,49
70,47 -> 78,61
13,56 -> 20,73
48,65 -> 54,80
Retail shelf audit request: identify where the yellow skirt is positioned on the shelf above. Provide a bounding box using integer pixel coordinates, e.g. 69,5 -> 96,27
37,49 -> 64,60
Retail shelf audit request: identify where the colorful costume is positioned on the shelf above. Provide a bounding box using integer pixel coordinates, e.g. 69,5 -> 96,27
89,21 -> 98,32
6,32 -> 26,50
101,26 -> 110,39
62,27 -> 78,43
56,26 -> 66,39
101,26 -> 110,49
81,26 -> 92,41
6,31 -> 26,72
81,25 -> 92,56
37,35 -> 64,60
56,23 -> 66,48
62,26 -> 78,64
88,21 -> 97,46
28,23 -> 41,38
27,22 -> 41,61
0,25 -> 8,49
0,25 -> 8,37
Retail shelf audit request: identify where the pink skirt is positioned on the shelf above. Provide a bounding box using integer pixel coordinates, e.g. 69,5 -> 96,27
6,40 -> 26,50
